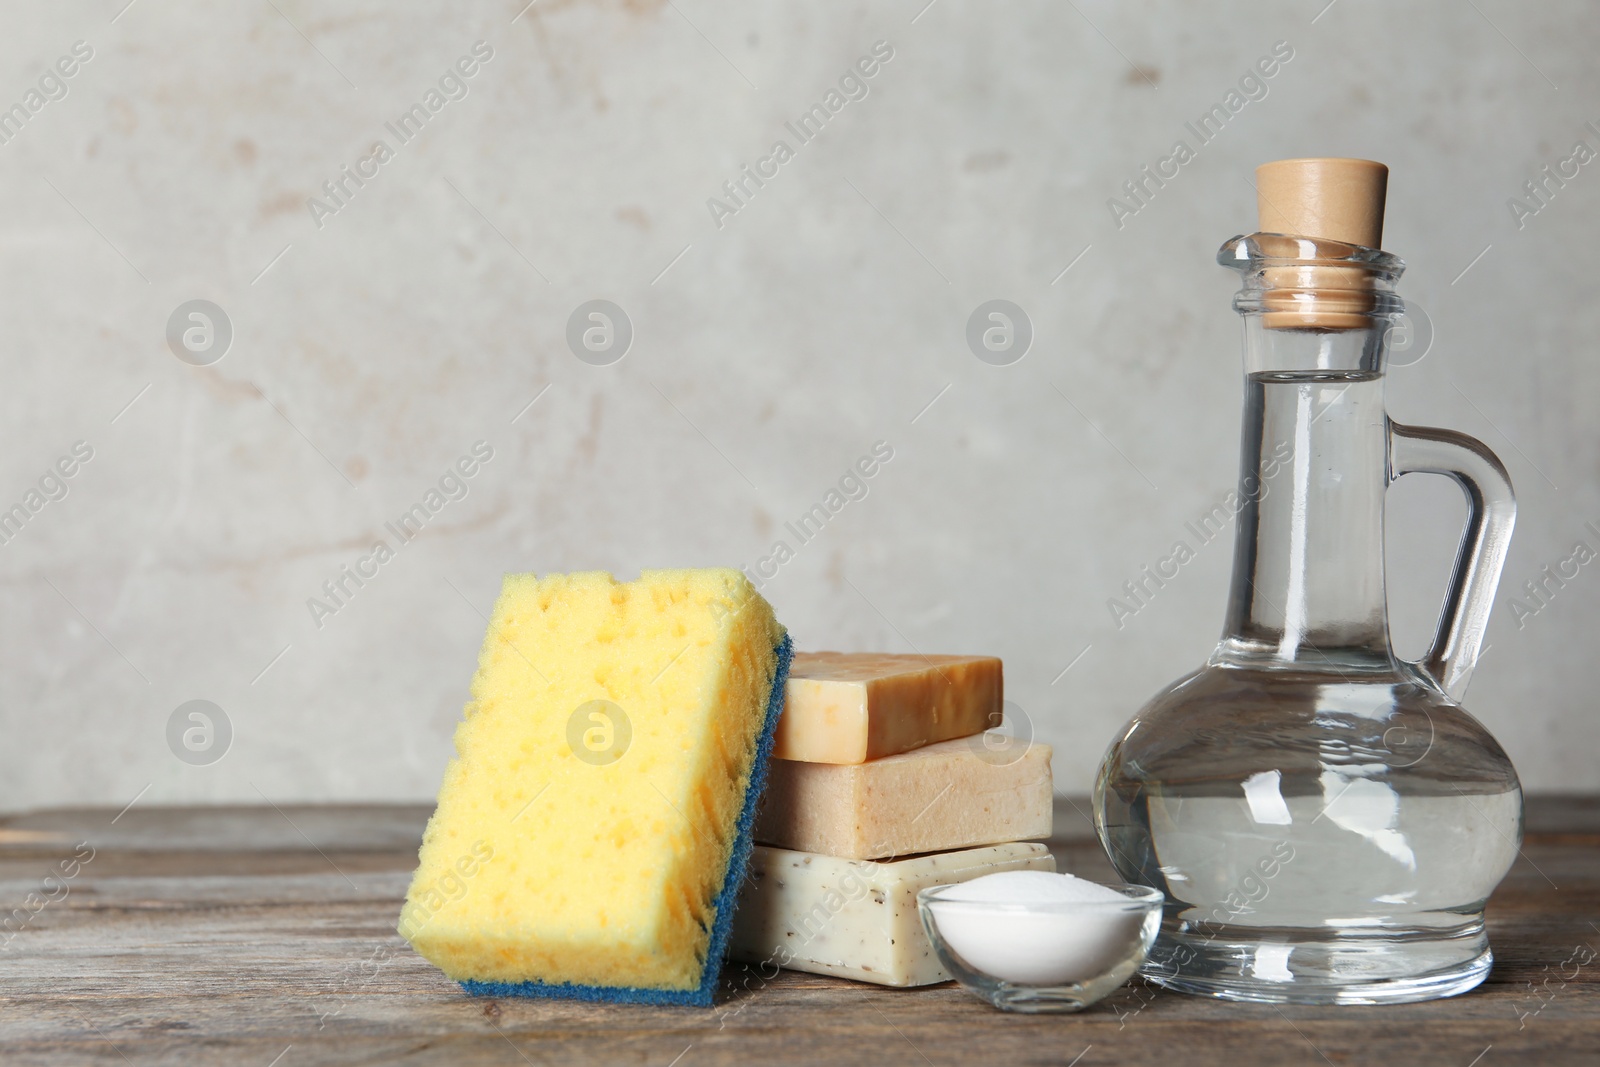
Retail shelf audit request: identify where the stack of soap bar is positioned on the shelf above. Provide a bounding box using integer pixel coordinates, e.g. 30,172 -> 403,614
729,842 -> 1053,987
399,569 -> 792,1006
731,651 -> 1054,986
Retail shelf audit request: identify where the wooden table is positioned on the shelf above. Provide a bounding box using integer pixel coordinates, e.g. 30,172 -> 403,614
2,797 -> 1595,1066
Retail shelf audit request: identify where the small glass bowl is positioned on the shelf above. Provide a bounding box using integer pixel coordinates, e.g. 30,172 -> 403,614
917,881 -> 1164,1013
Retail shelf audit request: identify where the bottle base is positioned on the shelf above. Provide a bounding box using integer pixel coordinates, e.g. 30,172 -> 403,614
1141,921 -> 1493,1005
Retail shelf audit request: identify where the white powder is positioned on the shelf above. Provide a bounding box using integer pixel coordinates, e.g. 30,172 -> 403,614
927,871 -> 1152,986
937,870 -> 1128,906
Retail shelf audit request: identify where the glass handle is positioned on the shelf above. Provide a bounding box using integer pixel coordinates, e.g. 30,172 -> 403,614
1387,420 -> 1517,701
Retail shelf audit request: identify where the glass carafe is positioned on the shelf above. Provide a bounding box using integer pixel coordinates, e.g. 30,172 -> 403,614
1093,232 -> 1522,1005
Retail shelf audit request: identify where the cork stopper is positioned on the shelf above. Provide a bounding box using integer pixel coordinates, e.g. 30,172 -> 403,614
1256,158 -> 1387,248
1253,158 -> 1389,330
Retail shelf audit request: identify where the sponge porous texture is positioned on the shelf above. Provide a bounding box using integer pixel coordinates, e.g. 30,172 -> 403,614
400,568 -> 790,1005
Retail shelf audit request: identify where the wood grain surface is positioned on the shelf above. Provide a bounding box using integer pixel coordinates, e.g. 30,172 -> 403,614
1,797 -> 1595,1066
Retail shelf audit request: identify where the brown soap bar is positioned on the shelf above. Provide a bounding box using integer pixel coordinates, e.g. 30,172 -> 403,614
773,651 -> 1002,764
755,735 -> 1053,860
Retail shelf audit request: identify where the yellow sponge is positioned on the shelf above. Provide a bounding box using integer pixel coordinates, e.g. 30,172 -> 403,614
400,568 -> 791,1005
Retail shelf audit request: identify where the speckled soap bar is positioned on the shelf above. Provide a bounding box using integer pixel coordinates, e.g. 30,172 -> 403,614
728,842 -> 1053,987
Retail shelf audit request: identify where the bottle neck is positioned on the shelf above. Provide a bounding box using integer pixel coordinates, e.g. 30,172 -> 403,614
1216,321 -> 1396,671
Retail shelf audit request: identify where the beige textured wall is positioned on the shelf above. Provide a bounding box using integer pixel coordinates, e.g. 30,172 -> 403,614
1,1 -> 1596,809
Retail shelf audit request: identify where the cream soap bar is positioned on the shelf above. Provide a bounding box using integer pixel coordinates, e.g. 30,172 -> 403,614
728,842 -> 1053,987
775,651 -> 1002,764
755,736 -> 1052,859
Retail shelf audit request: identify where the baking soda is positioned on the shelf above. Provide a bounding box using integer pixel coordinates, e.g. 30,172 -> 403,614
938,870 -> 1129,906
928,872 -> 1152,986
